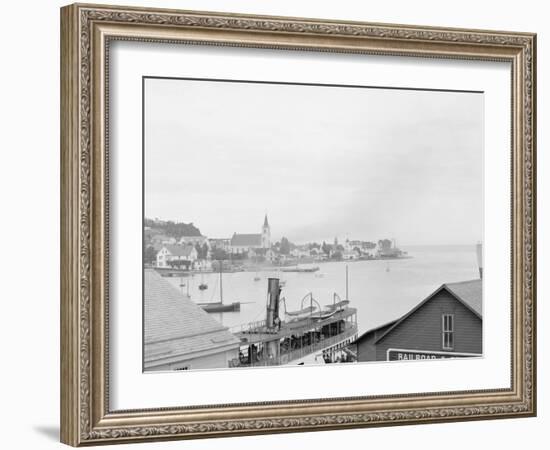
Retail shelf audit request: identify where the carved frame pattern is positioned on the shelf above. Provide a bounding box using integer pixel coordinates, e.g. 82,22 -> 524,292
60,3 -> 536,446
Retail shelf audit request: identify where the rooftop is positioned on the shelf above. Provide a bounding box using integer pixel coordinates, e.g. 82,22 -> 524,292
231,233 -> 262,247
162,244 -> 196,257
443,279 -> 482,317
144,270 -> 239,367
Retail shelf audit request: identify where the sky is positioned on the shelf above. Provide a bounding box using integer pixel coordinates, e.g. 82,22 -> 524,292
144,78 -> 483,246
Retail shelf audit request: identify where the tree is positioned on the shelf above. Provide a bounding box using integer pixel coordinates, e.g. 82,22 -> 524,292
378,239 -> 392,250
201,242 -> 209,260
143,217 -> 202,239
280,237 -> 291,255
144,245 -> 157,265
322,241 -> 331,256
211,248 -> 228,261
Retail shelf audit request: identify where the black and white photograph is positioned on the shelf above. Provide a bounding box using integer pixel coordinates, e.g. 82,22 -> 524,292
143,77 -> 484,372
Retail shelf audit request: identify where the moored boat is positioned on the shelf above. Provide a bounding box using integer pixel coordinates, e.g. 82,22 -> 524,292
281,265 -> 320,273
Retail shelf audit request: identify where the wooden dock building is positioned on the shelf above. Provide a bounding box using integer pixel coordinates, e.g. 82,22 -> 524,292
355,279 -> 482,362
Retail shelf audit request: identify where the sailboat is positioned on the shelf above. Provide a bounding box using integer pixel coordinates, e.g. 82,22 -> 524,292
197,261 -> 240,313
254,271 -> 261,282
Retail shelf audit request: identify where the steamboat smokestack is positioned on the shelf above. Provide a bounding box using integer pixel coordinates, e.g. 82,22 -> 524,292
266,278 -> 281,329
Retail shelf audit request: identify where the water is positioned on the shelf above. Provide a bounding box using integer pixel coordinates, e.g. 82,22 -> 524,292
166,245 -> 480,335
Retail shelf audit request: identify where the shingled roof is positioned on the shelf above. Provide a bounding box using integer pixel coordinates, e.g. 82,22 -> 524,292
443,279 -> 482,317
162,244 -> 195,257
231,233 -> 262,247
144,270 -> 239,368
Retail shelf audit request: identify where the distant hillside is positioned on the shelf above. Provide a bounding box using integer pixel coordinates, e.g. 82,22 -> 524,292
144,218 -> 202,238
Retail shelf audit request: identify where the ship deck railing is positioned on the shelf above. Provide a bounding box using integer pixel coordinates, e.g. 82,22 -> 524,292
229,323 -> 357,368
233,307 -> 357,344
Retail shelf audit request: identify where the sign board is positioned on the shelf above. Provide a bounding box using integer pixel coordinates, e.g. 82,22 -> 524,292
386,348 -> 481,361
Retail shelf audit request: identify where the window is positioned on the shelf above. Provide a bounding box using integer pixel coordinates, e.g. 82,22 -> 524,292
442,314 -> 454,350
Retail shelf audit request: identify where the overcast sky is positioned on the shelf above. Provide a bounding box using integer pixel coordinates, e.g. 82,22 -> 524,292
144,78 -> 483,246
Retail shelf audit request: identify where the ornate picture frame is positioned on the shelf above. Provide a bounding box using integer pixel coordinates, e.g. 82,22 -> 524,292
60,3 -> 536,446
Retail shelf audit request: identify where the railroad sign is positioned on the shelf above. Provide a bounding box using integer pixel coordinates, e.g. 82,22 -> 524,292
386,348 -> 481,361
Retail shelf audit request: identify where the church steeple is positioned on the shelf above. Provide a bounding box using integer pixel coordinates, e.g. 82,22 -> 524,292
262,214 -> 271,249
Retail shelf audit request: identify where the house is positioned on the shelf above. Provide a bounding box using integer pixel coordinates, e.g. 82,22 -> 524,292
342,250 -> 359,260
144,270 -> 240,371
290,247 -> 310,259
156,244 -> 198,268
209,238 -> 231,251
355,279 -> 482,362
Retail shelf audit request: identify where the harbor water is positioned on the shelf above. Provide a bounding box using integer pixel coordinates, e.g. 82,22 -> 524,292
166,245 -> 480,335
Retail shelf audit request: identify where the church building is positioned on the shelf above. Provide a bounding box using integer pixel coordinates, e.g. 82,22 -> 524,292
230,215 -> 271,254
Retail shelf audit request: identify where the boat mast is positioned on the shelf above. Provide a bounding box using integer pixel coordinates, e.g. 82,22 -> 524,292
219,260 -> 223,304
345,264 -> 349,300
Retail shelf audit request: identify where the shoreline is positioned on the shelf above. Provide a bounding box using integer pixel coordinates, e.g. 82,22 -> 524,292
151,255 -> 413,277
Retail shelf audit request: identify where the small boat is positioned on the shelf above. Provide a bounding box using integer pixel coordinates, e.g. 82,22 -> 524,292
313,309 -> 340,321
198,302 -> 240,312
199,272 -> 208,290
285,306 -> 318,323
254,272 -> 261,281
286,306 -> 317,317
324,300 -> 350,311
315,273 -> 324,278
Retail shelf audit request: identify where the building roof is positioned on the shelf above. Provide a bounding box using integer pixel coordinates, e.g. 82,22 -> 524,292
355,279 -> 482,346
443,279 -> 483,317
144,270 -> 239,367
231,233 -> 262,247
162,244 -> 196,257
361,318 -> 399,337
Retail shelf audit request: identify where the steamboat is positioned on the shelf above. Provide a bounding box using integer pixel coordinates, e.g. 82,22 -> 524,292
229,275 -> 358,367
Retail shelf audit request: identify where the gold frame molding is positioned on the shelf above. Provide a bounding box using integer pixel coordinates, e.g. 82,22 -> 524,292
60,3 -> 537,446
